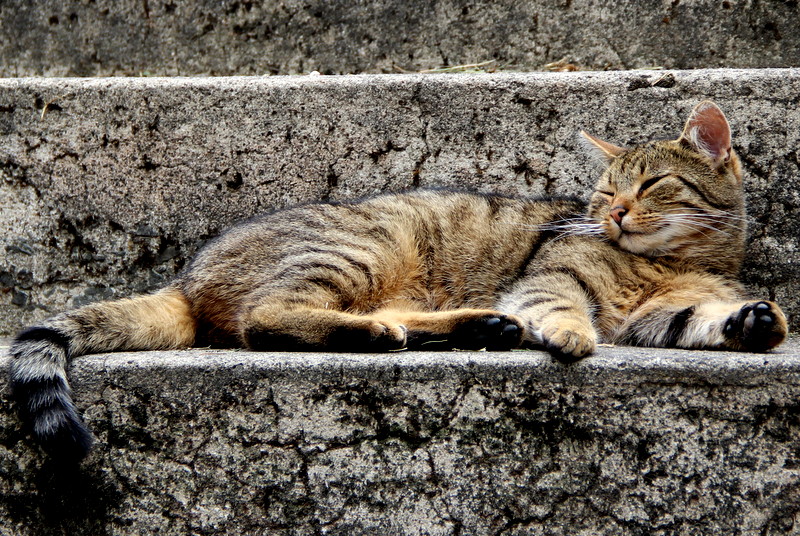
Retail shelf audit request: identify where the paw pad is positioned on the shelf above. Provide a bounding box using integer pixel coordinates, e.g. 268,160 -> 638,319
725,301 -> 786,352
451,314 -> 524,350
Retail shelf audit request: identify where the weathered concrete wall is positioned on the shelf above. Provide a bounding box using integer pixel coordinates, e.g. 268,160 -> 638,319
0,0 -> 798,77
1,70 -> 799,336
2,339 -> 800,535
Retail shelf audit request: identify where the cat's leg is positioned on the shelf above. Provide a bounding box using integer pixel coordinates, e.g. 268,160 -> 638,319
372,306 -> 524,350
241,301 -> 406,352
241,299 -> 408,352
617,298 -> 787,352
615,274 -> 787,351
236,247 -> 412,352
498,272 -> 599,362
244,301 -> 524,352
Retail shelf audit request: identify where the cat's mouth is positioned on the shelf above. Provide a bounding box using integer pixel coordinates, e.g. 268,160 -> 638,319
609,219 -> 649,238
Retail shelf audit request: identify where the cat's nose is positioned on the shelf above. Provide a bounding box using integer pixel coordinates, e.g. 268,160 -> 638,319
610,206 -> 628,224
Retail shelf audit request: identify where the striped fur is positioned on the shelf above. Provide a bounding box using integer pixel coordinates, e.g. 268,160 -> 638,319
9,100 -> 787,459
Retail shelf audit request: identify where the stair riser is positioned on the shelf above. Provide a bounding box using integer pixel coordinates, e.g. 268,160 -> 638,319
1,71 -> 799,336
1,0 -> 799,76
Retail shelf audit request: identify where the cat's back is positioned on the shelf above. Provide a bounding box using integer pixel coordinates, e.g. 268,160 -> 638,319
189,189 -> 584,270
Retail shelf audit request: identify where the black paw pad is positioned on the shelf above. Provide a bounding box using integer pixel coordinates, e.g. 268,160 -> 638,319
724,302 -> 781,352
451,315 -> 524,351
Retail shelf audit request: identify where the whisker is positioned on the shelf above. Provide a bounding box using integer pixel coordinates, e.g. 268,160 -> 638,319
662,206 -> 746,216
660,209 -> 750,231
500,216 -> 607,240
659,215 -> 733,237
662,207 -> 752,225
662,212 -> 748,223
668,214 -> 743,229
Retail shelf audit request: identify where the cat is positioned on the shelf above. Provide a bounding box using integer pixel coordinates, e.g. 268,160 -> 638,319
8,100 -> 788,462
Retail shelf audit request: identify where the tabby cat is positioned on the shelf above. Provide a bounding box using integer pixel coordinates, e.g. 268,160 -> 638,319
9,101 -> 787,461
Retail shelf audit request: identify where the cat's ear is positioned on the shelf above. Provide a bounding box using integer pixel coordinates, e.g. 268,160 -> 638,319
580,131 -> 627,163
679,100 -> 732,167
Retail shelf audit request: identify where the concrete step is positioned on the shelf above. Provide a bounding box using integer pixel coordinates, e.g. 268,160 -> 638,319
1,69 -> 799,336
1,0 -> 798,76
2,338 -> 800,535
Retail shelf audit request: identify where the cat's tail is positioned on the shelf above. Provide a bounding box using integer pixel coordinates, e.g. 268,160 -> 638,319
8,286 -> 196,461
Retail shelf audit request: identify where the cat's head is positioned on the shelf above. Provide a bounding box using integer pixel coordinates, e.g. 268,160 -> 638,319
582,101 -> 746,272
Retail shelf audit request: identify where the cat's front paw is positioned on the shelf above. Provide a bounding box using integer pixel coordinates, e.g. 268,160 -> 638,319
541,321 -> 597,363
723,301 -> 787,352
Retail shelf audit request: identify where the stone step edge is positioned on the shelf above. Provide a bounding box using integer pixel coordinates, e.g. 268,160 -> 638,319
1,66 -> 799,86
2,338 -> 799,382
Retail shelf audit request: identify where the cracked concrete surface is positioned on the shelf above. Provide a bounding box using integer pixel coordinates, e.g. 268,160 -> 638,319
1,0 -> 798,76
3,6 -> 800,535
2,339 -> 800,534
1,71 -> 799,336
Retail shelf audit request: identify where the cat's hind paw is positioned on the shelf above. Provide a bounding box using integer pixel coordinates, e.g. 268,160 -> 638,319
449,314 -> 524,350
328,320 -> 409,352
404,312 -> 524,351
724,301 -> 787,352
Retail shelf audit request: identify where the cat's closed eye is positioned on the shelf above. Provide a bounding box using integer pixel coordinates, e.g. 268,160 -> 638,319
638,175 -> 667,194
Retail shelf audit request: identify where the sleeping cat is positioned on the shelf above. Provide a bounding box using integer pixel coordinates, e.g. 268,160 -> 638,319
8,101 -> 787,461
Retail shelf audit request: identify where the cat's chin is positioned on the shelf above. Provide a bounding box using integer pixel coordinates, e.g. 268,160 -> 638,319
614,232 -> 674,257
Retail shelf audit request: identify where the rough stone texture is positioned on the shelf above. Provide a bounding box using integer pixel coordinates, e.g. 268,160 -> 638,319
1,338 -> 800,535
1,70 -> 799,336
0,0 -> 798,77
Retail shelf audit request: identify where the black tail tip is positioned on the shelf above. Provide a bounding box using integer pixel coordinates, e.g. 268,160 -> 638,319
38,419 -> 95,463
10,377 -> 94,462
